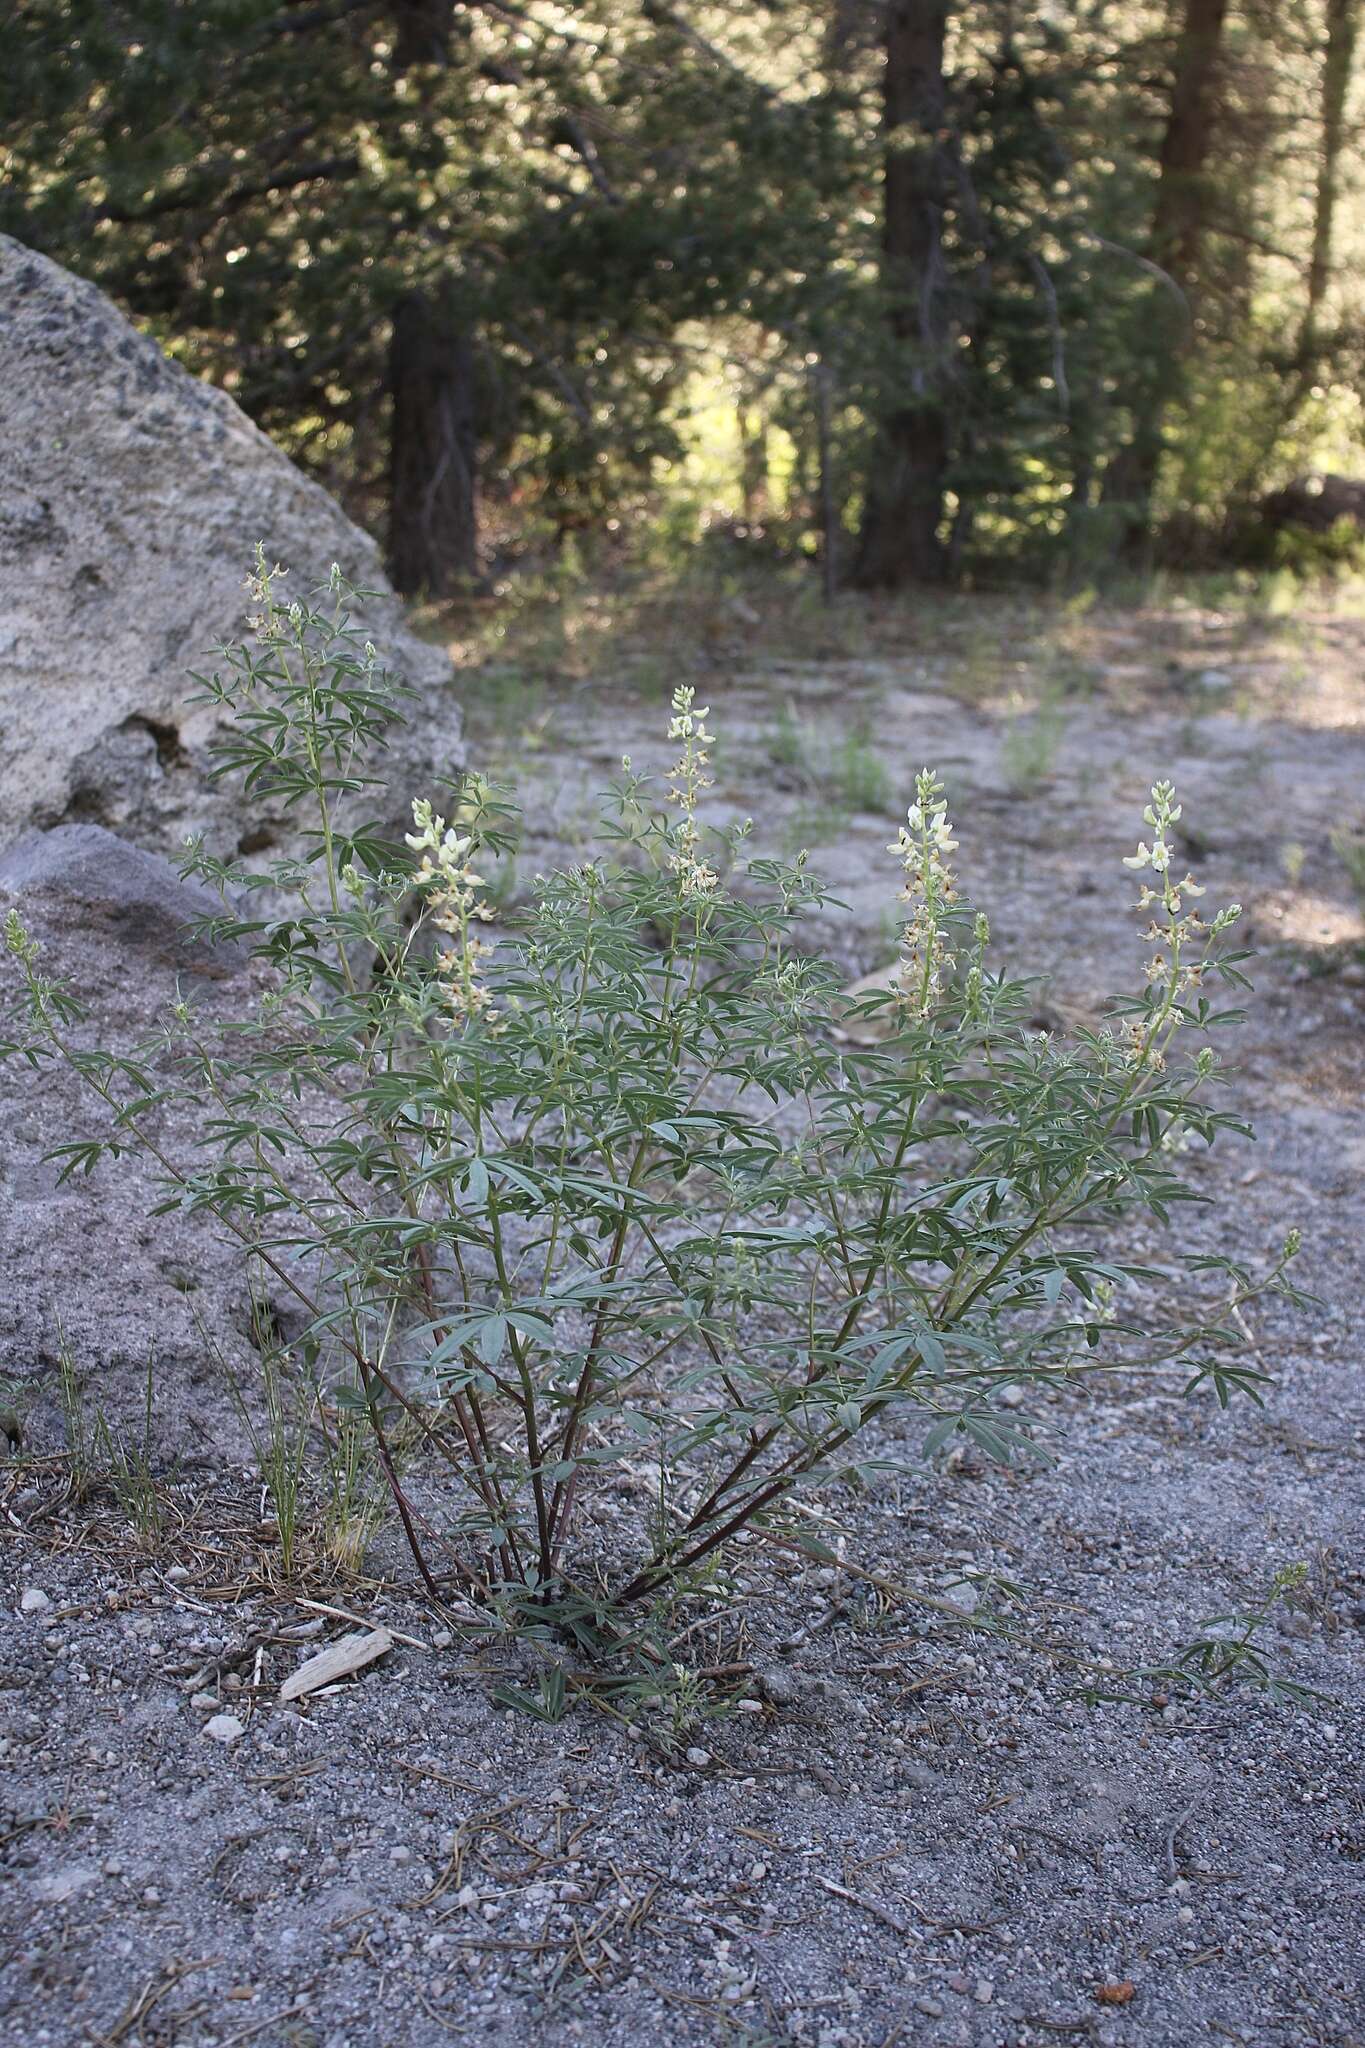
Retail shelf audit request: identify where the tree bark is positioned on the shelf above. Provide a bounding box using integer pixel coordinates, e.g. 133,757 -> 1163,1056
386,0 -> 475,598
388,284 -> 479,597
1102,0 -> 1229,556
393,0 -> 456,70
853,0 -> 951,589
1301,0 -> 1359,377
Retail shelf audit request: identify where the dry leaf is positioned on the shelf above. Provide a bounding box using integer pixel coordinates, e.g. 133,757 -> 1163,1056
1095,1981 -> 1136,2006
280,1627 -> 394,1702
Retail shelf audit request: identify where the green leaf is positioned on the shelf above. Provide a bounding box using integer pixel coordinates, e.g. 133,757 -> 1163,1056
477,1314 -> 507,1366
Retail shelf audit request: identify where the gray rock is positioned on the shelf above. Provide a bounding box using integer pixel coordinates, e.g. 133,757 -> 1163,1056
0,235 -> 461,860
202,1712 -> 246,1744
33,1862 -> 100,1903
756,1665 -> 801,1708
0,824 -> 247,971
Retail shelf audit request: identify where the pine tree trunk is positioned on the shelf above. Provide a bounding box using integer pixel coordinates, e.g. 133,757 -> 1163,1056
1103,0 -> 1229,557
393,0 -> 455,70
1301,0 -> 1359,375
388,284 -> 478,598
853,0 -> 951,589
1224,0 -> 1359,513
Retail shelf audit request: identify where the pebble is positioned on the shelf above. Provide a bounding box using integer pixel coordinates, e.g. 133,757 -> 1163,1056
757,1666 -> 799,1707
34,1863 -> 99,1903
203,1713 -> 246,1744
686,1746 -> 711,1768
20,1588 -> 51,1615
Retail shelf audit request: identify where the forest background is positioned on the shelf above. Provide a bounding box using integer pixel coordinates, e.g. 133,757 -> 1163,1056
3,0 -> 1362,604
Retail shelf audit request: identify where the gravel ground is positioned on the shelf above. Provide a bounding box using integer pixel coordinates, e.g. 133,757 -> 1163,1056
2,592 -> 1362,2046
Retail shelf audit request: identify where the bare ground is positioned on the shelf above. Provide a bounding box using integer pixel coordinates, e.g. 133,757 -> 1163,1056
2,586 -> 1363,2048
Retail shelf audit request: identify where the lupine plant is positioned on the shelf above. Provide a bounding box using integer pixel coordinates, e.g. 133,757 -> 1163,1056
3,557 -> 1303,1641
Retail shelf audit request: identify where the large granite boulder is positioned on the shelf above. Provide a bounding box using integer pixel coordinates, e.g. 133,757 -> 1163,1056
0,823 -> 248,974
0,235 -> 462,860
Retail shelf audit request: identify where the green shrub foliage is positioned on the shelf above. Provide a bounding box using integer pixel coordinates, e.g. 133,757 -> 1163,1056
4,560 -> 1302,1631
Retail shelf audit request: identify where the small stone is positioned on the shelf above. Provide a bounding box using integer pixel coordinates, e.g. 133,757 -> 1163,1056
20,1588 -> 51,1616
203,1712 -> 246,1744
914,1996 -> 944,2018
974,1978 -> 994,2004
165,1566 -> 191,1584
757,1666 -> 799,1708
390,1845 -> 411,1867
685,1746 -> 711,1768
34,1863 -> 98,1903
431,1630 -> 453,1649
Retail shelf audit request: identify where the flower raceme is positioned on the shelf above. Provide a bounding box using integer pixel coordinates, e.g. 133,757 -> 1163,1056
1119,780 -> 1242,1059
665,684 -> 720,900
888,768 -> 960,1017
406,796 -> 496,1024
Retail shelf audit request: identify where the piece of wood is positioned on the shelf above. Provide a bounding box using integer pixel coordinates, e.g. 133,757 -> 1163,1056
280,1628 -> 394,1702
